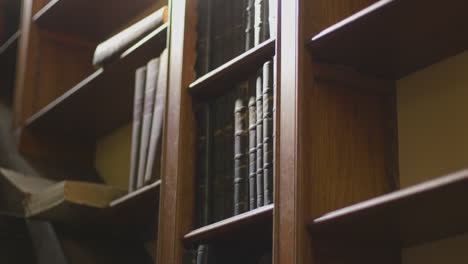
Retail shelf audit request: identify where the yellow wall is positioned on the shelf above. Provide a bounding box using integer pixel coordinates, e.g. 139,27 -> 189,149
95,123 -> 132,189
397,50 -> 468,263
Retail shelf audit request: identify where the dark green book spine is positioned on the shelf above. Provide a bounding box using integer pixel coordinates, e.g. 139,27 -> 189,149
234,84 -> 249,215
262,60 -> 274,205
212,96 -> 226,222
248,96 -> 257,210
245,0 -> 255,50
255,70 -> 264,207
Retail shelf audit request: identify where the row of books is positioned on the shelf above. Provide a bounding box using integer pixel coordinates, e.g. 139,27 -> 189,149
128,50 -> 168,192
196,0 -> 276,76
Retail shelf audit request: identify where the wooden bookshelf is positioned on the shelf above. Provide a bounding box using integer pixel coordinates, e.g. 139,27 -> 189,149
189,38 -> 275,97
184,204 -> 273,245
309,169 -> 468,247
33,0 -> 157,41
307,0 -> 468,78
0,30 -> 20,55
24,24 -> 167,140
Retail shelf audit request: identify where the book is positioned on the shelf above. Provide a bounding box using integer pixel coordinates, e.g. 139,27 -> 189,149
262,60 -> 274,205
248,96 -> 257,210
213,95 -> 228,221
268,0 -> 277,38
92,6 -> 168,67
223,91 -> 235,219
245,0 -> 255,50
234,86 -> 249,215
137,57 -> 160,188
195,0 -> 213,76
255,70 -> 264,207
128,66 -> 146,192
144,49 -> 169,184
254,0 -> 267,46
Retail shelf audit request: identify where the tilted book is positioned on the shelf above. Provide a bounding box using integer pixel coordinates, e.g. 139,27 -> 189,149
144,49 -> 169,184
262,60 -> 274,205
234,83 -> 249,215
248,96 -> 257,210
136,57 -> 160,188
128,66 -> 146,192
93,6 -> 168,67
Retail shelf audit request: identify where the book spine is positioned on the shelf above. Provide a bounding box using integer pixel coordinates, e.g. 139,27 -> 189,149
128,66 -> 146,192
254,0 -> 264,46
255,70 -> 264,207
136,58 -> 160,188
248,97 -> 257,210
245,0 -> 255,50
268,0 -> 277,38
223,91 -> 235,219
196,0 -> 213,76
144,50 -> 169,184
262,60 -> 274,205
93,6 -> 168,67
212,96 -> 226,221
223,0 -> 233,63
211,0 -> 224,69
234,85 -> 249,215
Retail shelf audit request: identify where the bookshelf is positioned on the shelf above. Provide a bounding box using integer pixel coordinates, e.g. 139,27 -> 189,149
6,0 -> 168,263
6,0 -> 468,263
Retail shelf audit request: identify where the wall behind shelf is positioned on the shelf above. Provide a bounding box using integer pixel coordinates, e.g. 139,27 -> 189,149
397,49 -> 468,263
95,124 -> 132,189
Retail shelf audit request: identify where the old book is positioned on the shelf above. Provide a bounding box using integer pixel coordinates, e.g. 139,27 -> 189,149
262,60 -> 274,205
93,6 -> 168,67
232,0 -> 246,57
234,83 -> 249,215
128,66 -> 146,192
223,92 -> 235,219
254,0 -> 267,46
211,0 -> 224,69
137,57 -> 160,188
245,0 -> 255,50
212,95 -> 226,221
255,70 -> 264,207
268,0 -> 277,38
195,0 -> 213,76
144,50 -> 169,184
248,96 -> 257,210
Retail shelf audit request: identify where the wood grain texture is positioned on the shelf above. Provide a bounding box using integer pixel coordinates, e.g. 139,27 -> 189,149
275,0 -> 400,263
33,0 -> 159,41
23,25 -> 167,141
189,38 -> 275,98
184,204 -> 273,246
308,0 -> 468,78
309,169 -> 468,248
157,0 -> 198,262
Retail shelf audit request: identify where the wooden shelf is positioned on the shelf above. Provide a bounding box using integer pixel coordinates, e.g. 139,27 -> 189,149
189,38 -> 275,98
33,0 -> 157,41
307,0 -> 468,78
309,169 -> 468,247
184,204 -> 273,246
24,24 -> 168,141
0,167 -> 161,240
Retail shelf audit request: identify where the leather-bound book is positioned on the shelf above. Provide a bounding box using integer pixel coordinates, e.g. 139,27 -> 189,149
223,92 -> 235,219
255,70 -> 264,207
262,60 -> 274,205
245,0 -> 255,50
93,6 -> 168,67
212,96 -> 226,222
254,0 -> 266,46
136,57 -> 160,188
268,0 -> 277,38
144,49 -> 169,184
195,0 -> 213,76
248,96 -> 257,210
128,66 -> 146,192
234,86 -> 249,215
